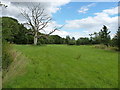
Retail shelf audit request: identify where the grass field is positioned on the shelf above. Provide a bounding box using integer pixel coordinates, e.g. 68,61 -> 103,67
3,45 -> 118,88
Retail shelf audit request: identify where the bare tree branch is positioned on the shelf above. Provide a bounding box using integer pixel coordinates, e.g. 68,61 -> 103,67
20,3 -> 63,45
47,25 -> 64,36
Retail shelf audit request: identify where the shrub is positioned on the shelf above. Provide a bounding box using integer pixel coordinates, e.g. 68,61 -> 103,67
2,40 -> 13,70
94,44 -> 107,49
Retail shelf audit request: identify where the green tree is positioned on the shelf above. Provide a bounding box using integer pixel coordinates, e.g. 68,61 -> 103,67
99,25 -> 111,46
89,34 -> 94,44
14,24 -> 28,44
50,35 -> 63,44
66,35 -> 70,44
112,27 -> 120,50
69,37 -> 76,45
2,17 -> 19,43
76,37 -> 90,45
117,27 -> 120,50
92,32 -> 101,44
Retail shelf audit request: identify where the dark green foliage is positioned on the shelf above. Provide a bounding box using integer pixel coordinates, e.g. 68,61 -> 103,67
99,25 -> 111,46
14,25 -> 34,44
92,32 -> 101,44
76,37 -> 90,45
2,17 -> 18,72
65,35 -> 71,44
2,17 -> 66,45
38,37 -> 48,45
37,35 -> 66,45
89,32 -> 101,45
49,35 -> 63,44
68,37 -> 76,45
117,27 -> 120,50
89,25 -> 111,46
2,17 -> 31,73
3,17 -> 118,49
2,17 -> 34,44
111,27 -> 120,50
111,36 -> 117,47
2,17 -> 19,43
65,36 -> 76,45
14,24 -> 28,44
2,40 -> 13,70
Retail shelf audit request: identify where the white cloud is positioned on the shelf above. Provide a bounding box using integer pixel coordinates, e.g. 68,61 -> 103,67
1,1 -> 118,39
94,6 -> 119,16
65,6 -> 118,39
78,3 -> 96,13
78,8 -> 88,13
103,7 -> 118,15
1,0 -> 70,21
1,0 -> 71,39
38,21 -> 68,38
51,30 -> 69,38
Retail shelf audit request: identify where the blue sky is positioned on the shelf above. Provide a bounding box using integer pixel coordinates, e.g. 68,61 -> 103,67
53,2 -> 117,24
2,1 -> 118,39
51,2 -> 118,39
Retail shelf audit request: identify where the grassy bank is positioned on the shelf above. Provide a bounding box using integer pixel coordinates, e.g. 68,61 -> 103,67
3,45 -> 118,88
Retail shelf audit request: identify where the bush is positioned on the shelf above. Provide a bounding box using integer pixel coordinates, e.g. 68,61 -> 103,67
68,40 -> 76,45
2,40 -> 13,70
76,37 -> 90,45
94,44 -> 107,49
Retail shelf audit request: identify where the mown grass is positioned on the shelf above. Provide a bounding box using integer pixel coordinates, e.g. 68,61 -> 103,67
3,45 -> 118,88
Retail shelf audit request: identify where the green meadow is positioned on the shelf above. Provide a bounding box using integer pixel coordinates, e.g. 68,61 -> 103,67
3,45 -> 118,88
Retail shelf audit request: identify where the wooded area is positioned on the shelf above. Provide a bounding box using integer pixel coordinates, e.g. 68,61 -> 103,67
2,17 -> 120,48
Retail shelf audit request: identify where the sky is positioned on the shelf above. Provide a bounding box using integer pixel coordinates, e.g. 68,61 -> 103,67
1,0 -> 119,39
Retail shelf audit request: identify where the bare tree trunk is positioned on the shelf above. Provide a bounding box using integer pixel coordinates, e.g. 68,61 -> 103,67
20,3 -> 62,45
34,32 -> 38,45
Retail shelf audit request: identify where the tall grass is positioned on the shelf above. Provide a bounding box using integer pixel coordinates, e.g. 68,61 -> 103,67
3,45 -> 118,88
2,41 -> 13,72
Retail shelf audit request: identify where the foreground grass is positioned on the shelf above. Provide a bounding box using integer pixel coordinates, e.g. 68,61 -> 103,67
3,45 -> 118,88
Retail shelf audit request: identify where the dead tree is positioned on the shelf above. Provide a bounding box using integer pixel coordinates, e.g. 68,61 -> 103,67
20,3 -> 62,45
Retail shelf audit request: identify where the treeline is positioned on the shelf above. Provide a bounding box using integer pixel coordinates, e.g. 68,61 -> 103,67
2,17 -> 65,45
2,16 -> 120,73
2,17 -> 120,50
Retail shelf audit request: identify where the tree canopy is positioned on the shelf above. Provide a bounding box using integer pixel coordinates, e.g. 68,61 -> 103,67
2,16 -> 119,50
